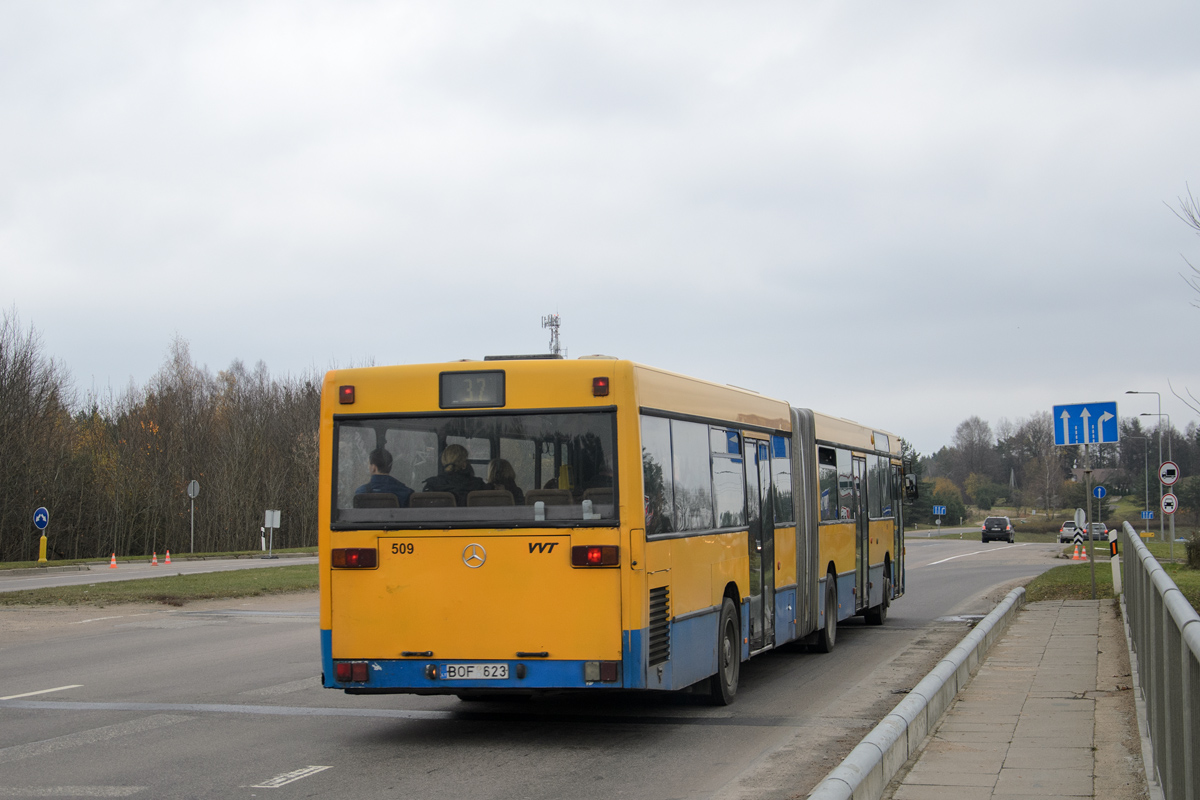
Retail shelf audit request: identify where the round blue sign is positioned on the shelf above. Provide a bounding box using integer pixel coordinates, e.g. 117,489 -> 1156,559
33,506 -> 49,530
1093,486 -> 1107,499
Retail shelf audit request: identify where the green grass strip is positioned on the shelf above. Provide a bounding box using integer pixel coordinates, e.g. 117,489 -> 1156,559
1026,561 -> 1200,612
0,548 -> 316,571
0,564 -> 318,607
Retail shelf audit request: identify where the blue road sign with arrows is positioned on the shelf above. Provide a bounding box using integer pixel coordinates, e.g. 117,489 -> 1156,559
1141,510 -> 1155,520
33,507 -> 49,530
1093,486 -> 1106,499
1053,401 -> 1119,445
932,505 -> 947,516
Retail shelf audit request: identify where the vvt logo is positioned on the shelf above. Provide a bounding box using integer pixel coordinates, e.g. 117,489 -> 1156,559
528,542 -> 558,554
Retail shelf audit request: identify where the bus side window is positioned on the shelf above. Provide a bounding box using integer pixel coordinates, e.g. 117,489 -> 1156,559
818,447 -> 837,521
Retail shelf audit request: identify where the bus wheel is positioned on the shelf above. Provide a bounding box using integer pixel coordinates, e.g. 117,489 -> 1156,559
816,576 -> 837,653
708,597 -> 740,706
866,573 -> 890,626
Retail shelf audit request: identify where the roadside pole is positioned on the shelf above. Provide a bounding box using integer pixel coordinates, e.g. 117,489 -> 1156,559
187,480 -> 200,554
1084,447 -> 1096,600
34,506 -> 50,566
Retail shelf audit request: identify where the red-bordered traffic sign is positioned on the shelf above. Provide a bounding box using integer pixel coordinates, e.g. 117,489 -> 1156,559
1159,461 -> 1179,487
1161,493 -> 1178,515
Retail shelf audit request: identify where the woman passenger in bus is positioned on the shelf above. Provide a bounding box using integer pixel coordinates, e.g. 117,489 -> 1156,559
484,458 -> 524,505
422,444 -> 485,505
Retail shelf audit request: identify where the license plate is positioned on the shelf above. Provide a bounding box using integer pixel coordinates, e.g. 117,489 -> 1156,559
442,663 -> 509,680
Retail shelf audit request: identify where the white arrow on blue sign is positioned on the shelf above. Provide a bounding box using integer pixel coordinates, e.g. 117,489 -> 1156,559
932,505 -> 947,516
1093,486 -> 1106,499
33,507 -> 49,530
1053,401 -> 1119,445
1141,510 -> 1155,520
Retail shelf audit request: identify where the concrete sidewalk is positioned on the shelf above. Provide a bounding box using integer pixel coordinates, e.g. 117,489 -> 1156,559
884,600 -> 1148,799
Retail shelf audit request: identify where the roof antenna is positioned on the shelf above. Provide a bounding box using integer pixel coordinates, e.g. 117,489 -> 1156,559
541,313 -> 562,357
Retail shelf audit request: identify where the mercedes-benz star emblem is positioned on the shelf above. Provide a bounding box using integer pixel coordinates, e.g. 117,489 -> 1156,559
462,543 -> 487,568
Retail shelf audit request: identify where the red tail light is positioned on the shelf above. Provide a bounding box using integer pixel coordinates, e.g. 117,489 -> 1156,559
335,661 -> 369,682
339,385 -> 355,404
332,548 -> 377,568
592,377 -> 610,397
572,545 -> 618,567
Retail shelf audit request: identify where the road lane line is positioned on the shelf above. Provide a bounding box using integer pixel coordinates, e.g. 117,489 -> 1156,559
0,686 -> 83,701
919,543 -> 1033,567
0,715 -> 190,765
250,766 -> 332,788
0,787 -> 147,797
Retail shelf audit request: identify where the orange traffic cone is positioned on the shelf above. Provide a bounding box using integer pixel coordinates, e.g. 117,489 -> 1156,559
109,553 -> 117,568
1072,543 -> 1084,560
165,550 -> 171,564
151,552 -> 158,566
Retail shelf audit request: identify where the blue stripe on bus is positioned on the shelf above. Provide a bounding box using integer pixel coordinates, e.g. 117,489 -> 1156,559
321,628 -> 334,687
774,588 -> 797,646
623,628 -> 646,689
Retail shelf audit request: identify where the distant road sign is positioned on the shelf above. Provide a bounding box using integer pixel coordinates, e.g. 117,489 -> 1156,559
187,480 -> 200,499
1141,510 -> 1155,520
1053,402 -> 1119,445
33,507 -> 49,530
932,505 -> 947,516
1093,486 -> 1106,499
1159,461 -> 1179,487
1162,493 -> 1178,515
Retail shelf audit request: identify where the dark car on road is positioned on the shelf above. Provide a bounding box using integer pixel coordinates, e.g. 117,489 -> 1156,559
982,516 -> 1015,543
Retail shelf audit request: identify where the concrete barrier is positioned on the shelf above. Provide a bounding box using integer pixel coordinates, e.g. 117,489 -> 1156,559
807,586 -> 1027,800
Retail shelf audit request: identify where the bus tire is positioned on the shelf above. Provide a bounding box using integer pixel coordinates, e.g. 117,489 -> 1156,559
708,597 -> 740,706
816,576 -> 837,653
866,572 -> 890,626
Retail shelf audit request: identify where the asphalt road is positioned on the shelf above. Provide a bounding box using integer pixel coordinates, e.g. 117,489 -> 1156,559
0,539 -> 1068,800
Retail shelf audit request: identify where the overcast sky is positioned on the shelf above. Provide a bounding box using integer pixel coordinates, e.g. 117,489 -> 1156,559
3,1 -> 1199,456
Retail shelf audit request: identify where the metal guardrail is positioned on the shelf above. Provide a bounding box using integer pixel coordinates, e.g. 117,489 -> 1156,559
1121,521 -> 1200,800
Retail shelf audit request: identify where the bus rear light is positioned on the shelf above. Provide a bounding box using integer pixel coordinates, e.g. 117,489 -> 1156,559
338,385 -> 355,404
592,377 -> 610,396
331,548 -> 377,568
572,545 -> 618,567
335,661 -> 369,682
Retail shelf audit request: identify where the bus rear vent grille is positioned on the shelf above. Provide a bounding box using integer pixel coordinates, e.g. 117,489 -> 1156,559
649,586 -> 670,666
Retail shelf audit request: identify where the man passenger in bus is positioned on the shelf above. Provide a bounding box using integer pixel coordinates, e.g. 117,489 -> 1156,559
422,444 -> 486,505
355,448 -> 414,507
484,458 -> 524,505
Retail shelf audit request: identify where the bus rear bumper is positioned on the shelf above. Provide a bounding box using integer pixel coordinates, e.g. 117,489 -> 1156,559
322,629 -> 629,692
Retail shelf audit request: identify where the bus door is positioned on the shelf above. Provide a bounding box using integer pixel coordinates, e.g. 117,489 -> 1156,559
745,436 -> 775,652
852,456 -> 869,612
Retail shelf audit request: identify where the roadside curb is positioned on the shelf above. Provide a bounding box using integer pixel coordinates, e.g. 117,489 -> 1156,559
806,586 -> 1027,800
0,564 -> 94,577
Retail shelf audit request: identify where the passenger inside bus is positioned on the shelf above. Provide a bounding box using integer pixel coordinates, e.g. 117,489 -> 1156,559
484,458 -> 525,505
354,448 -> 414,507
422,444 -> 486,505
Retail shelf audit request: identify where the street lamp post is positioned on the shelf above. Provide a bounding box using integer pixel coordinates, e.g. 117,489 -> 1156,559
1126,436 -> 1149,534
1141,411 -> 1174,558
1126,390 -> 1163,544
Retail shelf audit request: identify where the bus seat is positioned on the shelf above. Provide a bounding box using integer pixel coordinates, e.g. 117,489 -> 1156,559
525,489 -> 573,506
409,491 -> 456,508
353,493 -> 399,508
581,488 -> 613,506
466,490 -> 514,507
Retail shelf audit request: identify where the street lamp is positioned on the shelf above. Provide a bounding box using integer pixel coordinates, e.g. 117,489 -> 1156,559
1126,390 -> 1163,543
1126,435 -> 1149,534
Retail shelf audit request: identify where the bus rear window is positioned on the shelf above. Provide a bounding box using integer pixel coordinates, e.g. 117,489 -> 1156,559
333,410 -> 617,527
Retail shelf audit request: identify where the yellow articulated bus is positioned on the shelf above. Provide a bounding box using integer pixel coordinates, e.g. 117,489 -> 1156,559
319,356 -> 912,704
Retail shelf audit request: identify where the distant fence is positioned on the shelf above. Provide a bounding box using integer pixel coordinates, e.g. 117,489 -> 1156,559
1121,521 -> 1200,800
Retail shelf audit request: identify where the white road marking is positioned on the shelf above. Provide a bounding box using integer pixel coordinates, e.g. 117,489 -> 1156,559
241,677 -> 322,697
0,715 -> 190,765
920,543 -> 1033,567
250,766 -> 332,788
0,686 -> 83,701
0,787 -> 146,797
